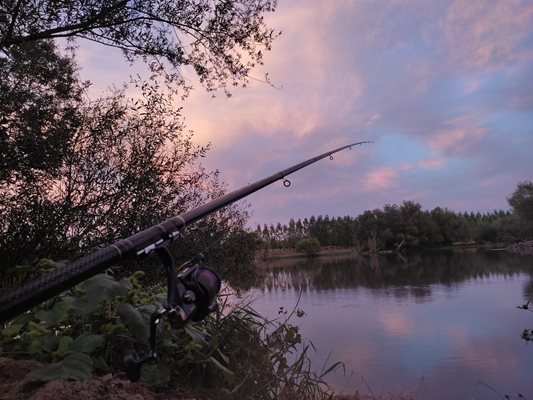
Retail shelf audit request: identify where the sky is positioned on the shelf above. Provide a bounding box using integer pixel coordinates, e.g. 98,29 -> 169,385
79,0 -> 533,227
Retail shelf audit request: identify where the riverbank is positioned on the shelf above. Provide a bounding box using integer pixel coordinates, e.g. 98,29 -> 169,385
256,240 -> 533,266
0,358 -> 411,400
255,246 -> 357,267
503,240 -> 533,254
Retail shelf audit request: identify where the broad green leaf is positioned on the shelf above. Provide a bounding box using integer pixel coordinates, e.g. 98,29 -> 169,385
25,353 -> 93,383
35,301 -> 69,325
79,274 -> 131,303
62,353 -> 93,379
66,274 -> 131,317
63,296 -> 101,316
70,332 -> 104,353
116,303 -> 149,342
25,363 -> 71,383
43,335 -> 60,352
56,336 -> 73,355
1,323 -> 23,337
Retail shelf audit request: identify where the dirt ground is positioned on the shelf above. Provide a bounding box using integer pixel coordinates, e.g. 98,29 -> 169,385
0,358 -> 209,400
0,358 -> 407,400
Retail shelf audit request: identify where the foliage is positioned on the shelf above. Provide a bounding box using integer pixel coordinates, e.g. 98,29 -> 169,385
256,196 -> 528,252
0,40 -> 84,183
0,0 -> 278,281
295,238 -> 321,257
508,181 -> 533,236
0,41 -> 253,278
0,270 -> 339,399
256,182 -> 533,251
0,0 -> 278,95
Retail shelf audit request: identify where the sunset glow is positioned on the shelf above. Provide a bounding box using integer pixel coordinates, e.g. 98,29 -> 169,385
80,0 -> 533,225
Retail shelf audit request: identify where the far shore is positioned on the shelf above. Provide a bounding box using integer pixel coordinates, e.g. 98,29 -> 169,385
255,246 -> 356,268
255,240 -> 533,267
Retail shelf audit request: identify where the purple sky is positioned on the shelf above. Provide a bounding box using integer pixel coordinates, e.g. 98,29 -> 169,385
79,0 -> 533,227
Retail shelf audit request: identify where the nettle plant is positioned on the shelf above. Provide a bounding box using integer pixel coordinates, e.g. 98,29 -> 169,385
0,261 -> 339,399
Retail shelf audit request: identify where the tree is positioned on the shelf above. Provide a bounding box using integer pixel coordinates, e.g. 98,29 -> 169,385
508,181 -> 533,228
0,0 -> 280,281
295,238 -> 321,257
0,42 -> 251,273
0,41 -> 84,183
0,0 -> 278,94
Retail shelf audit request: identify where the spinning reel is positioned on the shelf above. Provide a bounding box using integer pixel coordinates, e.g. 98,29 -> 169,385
123,248 -> 221,381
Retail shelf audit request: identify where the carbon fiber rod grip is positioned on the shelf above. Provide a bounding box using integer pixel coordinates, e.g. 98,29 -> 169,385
0,245 -> 122,322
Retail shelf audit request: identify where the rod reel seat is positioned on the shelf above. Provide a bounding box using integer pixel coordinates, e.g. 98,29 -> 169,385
123,248 -> 221,381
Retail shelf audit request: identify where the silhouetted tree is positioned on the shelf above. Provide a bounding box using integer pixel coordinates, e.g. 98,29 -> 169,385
0,0 -> 278,95
508,181 -> 533,236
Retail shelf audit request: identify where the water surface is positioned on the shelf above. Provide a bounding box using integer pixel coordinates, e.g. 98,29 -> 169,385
246,249 -> 533,399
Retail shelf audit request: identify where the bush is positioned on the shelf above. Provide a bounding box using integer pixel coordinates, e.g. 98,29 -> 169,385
295,238 -> 321,257
0,268 -> 340,399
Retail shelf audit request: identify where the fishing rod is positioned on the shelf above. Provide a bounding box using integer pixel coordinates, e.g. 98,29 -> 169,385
0,140 -> 371,332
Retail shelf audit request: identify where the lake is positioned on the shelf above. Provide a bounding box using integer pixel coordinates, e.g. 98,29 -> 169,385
244,249 -> 533,399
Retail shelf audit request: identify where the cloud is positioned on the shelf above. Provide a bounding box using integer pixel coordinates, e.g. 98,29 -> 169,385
418,158 -> 446,169
362,167 -> 398,191
426,117 -> 486,156
76,0 -> 533,224
443,0 -> 533,70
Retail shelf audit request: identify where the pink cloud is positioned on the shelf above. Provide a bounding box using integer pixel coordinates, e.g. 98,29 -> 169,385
427,117 -> 486,155
418,158 -> 446,169
443,0 -> 533,70
362,166 -> 398,191
363,162 -> 430,192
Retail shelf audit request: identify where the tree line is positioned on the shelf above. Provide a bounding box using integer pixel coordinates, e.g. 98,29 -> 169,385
255,181 -> 533,252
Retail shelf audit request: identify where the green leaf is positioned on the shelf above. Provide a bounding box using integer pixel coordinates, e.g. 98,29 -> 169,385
25,353 -> 93,383
62,353 -> 93,379
217,349 -> 230,365
70,332 -> 104,353
185,324 -> 209,347
35,301 -> 69,325
209,356 -> 235,383
116,303 -> 149,342
1,323 -> 23,337
25,363 -> 71,383
63,296 -> 101,316
66,274 -> 131,317
56,336 -> 73,355
82,274 -> 131,301
93,356 -> 110,373
141,363 -> 171,386
37,259 -> 65,273
43,336 -> 60,352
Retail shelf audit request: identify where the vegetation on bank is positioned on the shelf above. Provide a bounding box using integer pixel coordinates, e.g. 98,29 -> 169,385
255,181 -> 533,254
0,267 -> 341,399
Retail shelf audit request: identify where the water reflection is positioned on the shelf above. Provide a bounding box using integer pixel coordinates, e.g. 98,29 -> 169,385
248,250 -> 533,399
258,249 -> 533,300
